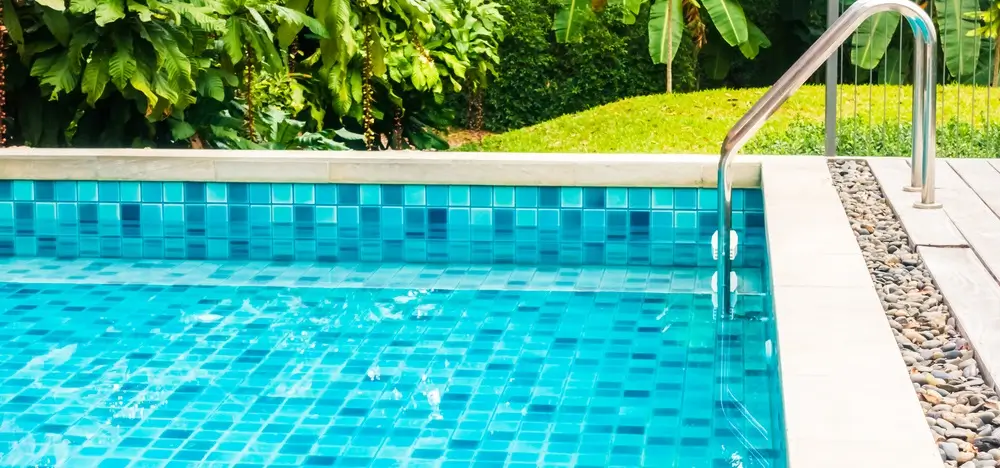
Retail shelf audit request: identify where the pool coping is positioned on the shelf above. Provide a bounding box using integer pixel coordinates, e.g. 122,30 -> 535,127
761,157 -> 941,467
0,148 -> 762,187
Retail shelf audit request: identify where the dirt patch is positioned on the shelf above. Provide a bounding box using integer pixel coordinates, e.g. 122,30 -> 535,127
443,128 -> 493,148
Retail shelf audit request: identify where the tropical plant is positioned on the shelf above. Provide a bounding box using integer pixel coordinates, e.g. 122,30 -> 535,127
226,107 -> 364,149
553,0 -> 770,91
969,1 -> 1000,86
0,0 -> 505,149
849,0 -> 994,86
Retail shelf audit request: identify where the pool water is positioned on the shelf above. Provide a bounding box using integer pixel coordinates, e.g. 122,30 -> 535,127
0,262 -> 783,468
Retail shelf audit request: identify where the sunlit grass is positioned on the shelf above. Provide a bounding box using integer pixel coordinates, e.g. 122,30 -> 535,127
467,84 -> 1000,154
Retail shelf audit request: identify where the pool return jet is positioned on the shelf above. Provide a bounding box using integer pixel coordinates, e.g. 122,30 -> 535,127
712,0 -> 940,317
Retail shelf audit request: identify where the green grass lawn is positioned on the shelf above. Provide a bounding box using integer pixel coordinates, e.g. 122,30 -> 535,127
467,84 -> 1000,154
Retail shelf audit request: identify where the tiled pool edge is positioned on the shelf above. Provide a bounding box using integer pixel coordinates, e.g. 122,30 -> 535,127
762,158 -> 941,467
0,149 -> 763,187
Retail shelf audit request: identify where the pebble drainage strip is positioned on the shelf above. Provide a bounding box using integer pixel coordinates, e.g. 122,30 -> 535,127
829,159 -> 1000,468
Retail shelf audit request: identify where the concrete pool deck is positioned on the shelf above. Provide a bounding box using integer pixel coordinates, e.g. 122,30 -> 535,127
0,149 -> 944,467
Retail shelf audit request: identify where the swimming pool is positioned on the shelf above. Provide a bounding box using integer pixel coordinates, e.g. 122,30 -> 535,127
0,179 -> 785,467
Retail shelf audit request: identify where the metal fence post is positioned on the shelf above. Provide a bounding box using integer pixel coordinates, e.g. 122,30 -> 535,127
825,0 -> 839,157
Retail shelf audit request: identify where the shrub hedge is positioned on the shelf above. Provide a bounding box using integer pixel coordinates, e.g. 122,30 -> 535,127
469,0 -> 699,132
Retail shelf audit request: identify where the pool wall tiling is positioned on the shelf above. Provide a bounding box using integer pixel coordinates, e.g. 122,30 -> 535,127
0,181 -> 765,266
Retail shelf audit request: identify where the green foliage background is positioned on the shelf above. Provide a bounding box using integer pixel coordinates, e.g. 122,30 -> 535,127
465,0 -> 825,132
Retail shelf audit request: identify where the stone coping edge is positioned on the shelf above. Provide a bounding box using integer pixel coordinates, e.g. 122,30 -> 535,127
0,149 -> 763,187
762,157 -> 942,467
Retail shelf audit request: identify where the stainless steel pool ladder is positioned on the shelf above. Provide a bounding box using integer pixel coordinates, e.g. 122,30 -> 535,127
714,0 -> 940,315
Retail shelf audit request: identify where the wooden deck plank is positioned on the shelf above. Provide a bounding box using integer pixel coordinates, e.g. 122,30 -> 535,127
934,162 -> 1000,282
865,158 -> 967,247
947,159 -> 1000,218
919,247 -> 1000,387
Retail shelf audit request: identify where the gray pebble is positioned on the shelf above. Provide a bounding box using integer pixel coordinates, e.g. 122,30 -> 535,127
941,442 -> 961,460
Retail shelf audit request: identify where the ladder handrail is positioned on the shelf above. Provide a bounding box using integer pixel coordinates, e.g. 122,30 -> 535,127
715,0 -> 938,316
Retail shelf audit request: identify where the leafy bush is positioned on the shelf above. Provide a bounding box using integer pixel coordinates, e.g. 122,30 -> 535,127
747,118 -> 1000,158
5,0 -> 505,150
467,0 -> 699,131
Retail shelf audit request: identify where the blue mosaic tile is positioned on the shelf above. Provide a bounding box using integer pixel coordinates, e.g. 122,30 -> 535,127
0,277 -> 783,467
0,182 -> 765,266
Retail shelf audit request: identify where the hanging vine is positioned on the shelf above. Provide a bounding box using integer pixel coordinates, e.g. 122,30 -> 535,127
243,45 -> 257,142
361,17 -> 376,150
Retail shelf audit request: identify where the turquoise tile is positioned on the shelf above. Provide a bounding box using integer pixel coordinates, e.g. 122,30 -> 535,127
627,188 -> 651,209
470,187 -> 492,207
35,203 -> 56,220
698,189 -> 717,210
163,204 -> 184,223
55,182 -> 77,201
207,183 -> 228,203
494,187 -> 514,207
140,182 -> 162,203
250,205 -> 271,223
675,188 -> 697,210
273,206 -> 293,223
316,206 -> 337,223
538,209 -> 559,228
427,186 -> 448,206
404,186 -> 426,206
98,182 -> 119,202
120,182 -> 141,202
515,209 -> 537,227
675,211 -> 697,229
471,208 -> 492,226
316,185 -> 337,205
382,206 -> 403,226
560,188 -> 582,208
652,188 -> 673,209
78,182 -> 99,202
163,183 -> 184,203
0,178 -> 765,269
449,186 -> 471,206
515,187 -> 538,207
272,184 -> 293,204
339,206 -> 360,225
250,184 -> 271,204
12,181 -> 33,200
98,203 -> 120,221
607,188 -> 627,208
360,185 -> 380,205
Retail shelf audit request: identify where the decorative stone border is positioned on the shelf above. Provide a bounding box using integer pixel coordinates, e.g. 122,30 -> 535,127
829,159 -> 1000,468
